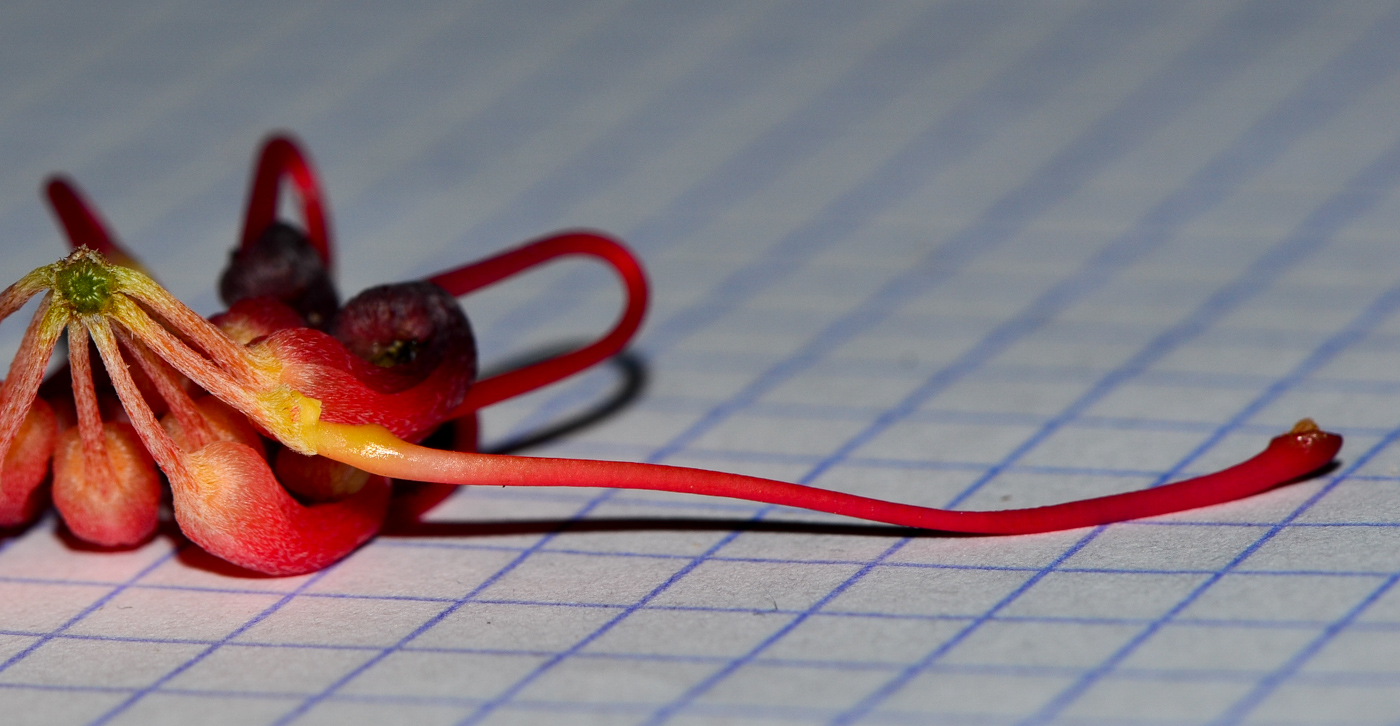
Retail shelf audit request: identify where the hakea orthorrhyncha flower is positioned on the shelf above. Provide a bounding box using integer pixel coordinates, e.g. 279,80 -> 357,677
6,135 -> 649,573
0,136 -> 1345,576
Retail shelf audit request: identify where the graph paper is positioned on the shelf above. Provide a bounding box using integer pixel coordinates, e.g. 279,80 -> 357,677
3,0 -> 1400,723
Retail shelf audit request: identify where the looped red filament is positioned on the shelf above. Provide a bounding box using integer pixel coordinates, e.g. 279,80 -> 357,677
429,231 -> 649,413
239,134 -> 333,269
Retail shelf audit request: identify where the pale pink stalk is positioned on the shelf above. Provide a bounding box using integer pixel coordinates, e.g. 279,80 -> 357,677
0,293 -> 63,525
116,330 -> 215,450
66,323 -> 116,487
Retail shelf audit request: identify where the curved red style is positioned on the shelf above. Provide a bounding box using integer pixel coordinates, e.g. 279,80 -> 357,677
320,418 -> 1342,535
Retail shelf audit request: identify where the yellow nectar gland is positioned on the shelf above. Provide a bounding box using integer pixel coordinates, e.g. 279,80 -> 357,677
255,386 -> 325,456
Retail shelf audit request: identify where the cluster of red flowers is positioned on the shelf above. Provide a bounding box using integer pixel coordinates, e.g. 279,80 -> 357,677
0,135 -> 1344,576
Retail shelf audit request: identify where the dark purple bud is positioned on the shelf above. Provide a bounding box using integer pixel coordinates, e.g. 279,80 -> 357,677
219,222 -> 339,329
331,281 -> 476,391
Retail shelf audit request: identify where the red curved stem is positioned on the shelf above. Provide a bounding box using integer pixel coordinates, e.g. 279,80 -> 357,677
331,422 -> 1341,534
239,135 -> 333,269
428,231 -> 648,413
44,177 -> 143,270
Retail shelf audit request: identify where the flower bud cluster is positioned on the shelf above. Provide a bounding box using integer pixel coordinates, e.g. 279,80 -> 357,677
0,136 -> 646,574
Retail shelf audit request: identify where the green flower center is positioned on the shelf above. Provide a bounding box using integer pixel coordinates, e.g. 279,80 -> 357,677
56,256 -> 115,315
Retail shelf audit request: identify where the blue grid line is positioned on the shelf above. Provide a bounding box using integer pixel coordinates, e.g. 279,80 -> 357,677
621,0 -> 1165,257
7,593 -> 1400,653
1208,572 -> 1400,725
12,662 -> 1400,719
81,562 -> 345,725
619,0 -> 1166,359
258,522 -> 574,725
1,611 -> 1380,663
645,0 -> 1302,475
827,55 -> 1400,726
1019,367 -> 1273,388
317,0 -> 644,219
99,0 -> 488,256
1014,293 -> 1400,724
0,683 -> 132,695
252,579 -> 1400,614
1003,125 -> 1400,720
298,4 -> 1271,721
1285,672 -> 1400,688
462,0 -> 883,357
15,554 -> 1400,601
2,7 -> 1400,726
827,533 -> 1106,726
1020,423 -> 1400,726
0,0 -> 320,231
1297,378 -> 1400,395
448,0 -> 879,257
1113,668 -> 1396,686
9,658 -> 1400,712
448,516 -> 817,725
647,352 -> 1385,397
466,0 -> 1135,443
940,220 -> 1367,509
619,400 -> 1399,439
0,547 -> 175,675
399,0 -> 794,274
112,0 -> 645,294
13,0 -> 366,251
336,0 -> 660,264
469,0 -> 1149,379
629,10 -> 1400,721
913,0 -> 1400,511
467,0 -> 1006,357
637,538 -> 910,726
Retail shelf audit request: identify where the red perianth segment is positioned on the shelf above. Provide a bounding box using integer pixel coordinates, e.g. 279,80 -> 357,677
428,231 -> 648,413
239,135 -> 333,269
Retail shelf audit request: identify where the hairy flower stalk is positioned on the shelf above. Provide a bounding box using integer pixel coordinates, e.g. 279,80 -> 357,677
0,286 -> 61,526
0,248 -> 1344,574
50,320 -> 160,545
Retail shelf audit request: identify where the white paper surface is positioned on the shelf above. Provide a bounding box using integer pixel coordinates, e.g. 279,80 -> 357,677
3,1 -> 1400,723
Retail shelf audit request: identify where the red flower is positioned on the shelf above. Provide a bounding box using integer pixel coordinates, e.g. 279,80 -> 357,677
0,136 -> 1343,576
